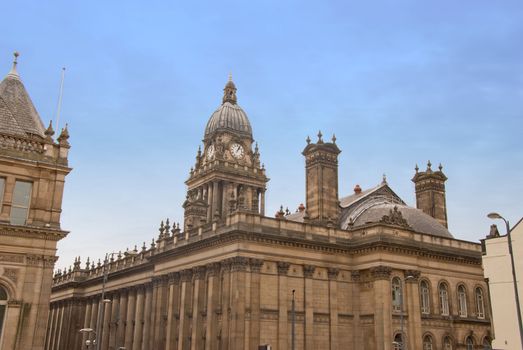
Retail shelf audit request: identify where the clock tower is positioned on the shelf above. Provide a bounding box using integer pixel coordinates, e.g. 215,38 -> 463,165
183,76 -> 268,230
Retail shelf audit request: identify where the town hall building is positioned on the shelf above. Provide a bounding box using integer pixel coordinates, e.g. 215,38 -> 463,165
0,53 -> 491,350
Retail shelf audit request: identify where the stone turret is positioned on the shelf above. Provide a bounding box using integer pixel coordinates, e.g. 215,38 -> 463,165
412,161 -> 448,228
302,132 -> 341,225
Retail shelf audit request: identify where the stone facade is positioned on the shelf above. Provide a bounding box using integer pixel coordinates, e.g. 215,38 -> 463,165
0,53 -> 71,349
46,78 -> 490,350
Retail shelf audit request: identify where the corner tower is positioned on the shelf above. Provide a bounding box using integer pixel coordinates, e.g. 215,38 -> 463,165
302,132 -> 341,225
184,76 -> 268,230
412,161 -> 448,228
0,53 -> 72,349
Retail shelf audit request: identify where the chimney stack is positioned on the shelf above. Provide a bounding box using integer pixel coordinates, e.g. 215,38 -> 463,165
302,131 -> 341,225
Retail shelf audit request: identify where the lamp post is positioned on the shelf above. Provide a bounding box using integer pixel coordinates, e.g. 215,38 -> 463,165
94,250 -> 137,350
79,328 -> 96,349
291,289 -> 296,350
488,212 -> 523,348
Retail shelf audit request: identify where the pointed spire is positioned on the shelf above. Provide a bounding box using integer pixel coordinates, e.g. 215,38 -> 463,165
382,173 -> 387,184
7,51 -> 20,79
317,130 -> 323,143
58,123 -> 70,146
332,134 -> 336,144
45,120 -> 55,140
415,164 -> 419,173
306,135 -> 311,144
426,160 -> 432,173
222,74 -> 237,104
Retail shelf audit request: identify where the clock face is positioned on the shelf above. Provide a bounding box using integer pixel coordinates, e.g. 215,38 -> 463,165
230,143 -> 245,159
206,144 -> 215,160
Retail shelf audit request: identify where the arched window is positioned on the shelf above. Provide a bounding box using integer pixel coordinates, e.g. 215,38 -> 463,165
393,333 -> 403,350
476,287 -> 485,319
483,337 -> 492,350
466,336 -> 474,350
392,277 -> 402,313
423,335 -> 433,350
439,283 -> 449,316
443,336 -> 453,350
458,285 -> 468,317
420,280 -> 430,314
0,286 -> 8,343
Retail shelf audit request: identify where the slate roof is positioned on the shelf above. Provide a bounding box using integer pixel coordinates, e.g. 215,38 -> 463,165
205,101 -> 252,138
285,181 -> 454,238
0,63 -> 46,138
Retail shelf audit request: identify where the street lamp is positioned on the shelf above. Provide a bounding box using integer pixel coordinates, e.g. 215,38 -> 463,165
398,275 -> 415,350
487,212 -> 523,347
94,250 -> 137,350
79,328 -> 96,349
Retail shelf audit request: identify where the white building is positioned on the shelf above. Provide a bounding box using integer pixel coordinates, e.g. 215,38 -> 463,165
482,218 -> 523,350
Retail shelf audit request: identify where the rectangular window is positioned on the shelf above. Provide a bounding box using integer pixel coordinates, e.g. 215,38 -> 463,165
10,181 -> 32,225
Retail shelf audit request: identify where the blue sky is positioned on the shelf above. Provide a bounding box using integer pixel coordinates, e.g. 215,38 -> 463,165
1,1 -> 522,269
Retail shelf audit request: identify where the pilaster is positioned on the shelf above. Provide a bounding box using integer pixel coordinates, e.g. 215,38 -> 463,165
371,266 -> 392,350
249,258 -> 263,349
328,267 -> 340,350
166,272 -> 181,350
277,261 -> 291,350
124,287 -> 137,350
303,264 -> 315,350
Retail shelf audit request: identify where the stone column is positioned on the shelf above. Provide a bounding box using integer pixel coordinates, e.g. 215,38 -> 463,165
142,283 -> 153,350
219,260 -> 232,349
371,266 -> 392,350
166,272 -> 181,350
212,181 -> 219,218
404,270 -> 422,350
204,263 -> 221,350
328,268 -> 340,350
277,261 -> 291,350
260,189 -> 266,216
46,304 -> 57,350
248,259 -> 263,349
351,271 -> 362,349
191,266 -> 206,350
58,300 -> 72,350
178,269 -> 193,350
124,288 -> 136,350
132,285 -> 145,350
109,292 -> 120,350
230,257 -> 249,349
101,293 -> 112,350
117,289 -> 128,348
150,277 -> 160,349
221,181 -> 230,217
207,183 -> 213,222
303,264 -> 315,350
153,275 -> 169,349
82,298 -> 93,349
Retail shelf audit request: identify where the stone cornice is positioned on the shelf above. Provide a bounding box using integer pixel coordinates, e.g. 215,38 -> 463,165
0,223 -> 68,241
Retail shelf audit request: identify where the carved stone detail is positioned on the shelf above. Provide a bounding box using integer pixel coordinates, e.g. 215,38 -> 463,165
371,266 -> 392,280
303,264 -> 315,278
249,258 -> 264,273
351,270 -> 361,282
327,267 -> 339,280
168,272 -> 181,284
404,270 -> 421,282
193,266 -> 206,279
0,254 -> 24,264
277,262 -> 291,275
379,206 -> 410,228
230,257 -> 249,272
180,269 -> 193,282
206,263 -> 221,277
3,268 -> 18,283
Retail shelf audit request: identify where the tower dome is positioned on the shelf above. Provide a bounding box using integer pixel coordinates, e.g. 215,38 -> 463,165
204,76 -> 252,139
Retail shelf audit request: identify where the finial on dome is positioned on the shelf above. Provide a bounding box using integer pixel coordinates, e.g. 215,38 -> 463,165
306,135 -> 311,144
438,163 -> 443,171
8,51 -> 20,78
382,173 -> 387,184
332,134 -> 336,144
427,160 -> 432,170
222,74 -> 237,104
415,164 -> 419,173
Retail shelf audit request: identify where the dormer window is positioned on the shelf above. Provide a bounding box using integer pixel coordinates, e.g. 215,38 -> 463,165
10,180 -> 32,225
